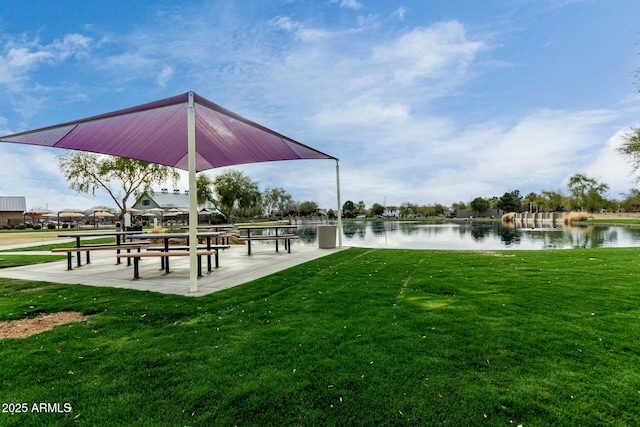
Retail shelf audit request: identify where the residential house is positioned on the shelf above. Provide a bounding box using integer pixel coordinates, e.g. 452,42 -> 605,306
132,189 -> 190,211
132,189 -> 215,225
0,196 -> 26,226
383,206 -> 400,218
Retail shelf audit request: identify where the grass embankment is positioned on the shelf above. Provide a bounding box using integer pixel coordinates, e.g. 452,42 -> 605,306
589,219 -> 640,226
1,248 -> 639,426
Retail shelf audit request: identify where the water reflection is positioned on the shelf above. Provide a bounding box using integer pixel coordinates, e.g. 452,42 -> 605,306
342,221 -> 366,239
295,220 -> 640,250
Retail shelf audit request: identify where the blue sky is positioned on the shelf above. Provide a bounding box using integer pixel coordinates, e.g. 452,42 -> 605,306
1,0 -> 639,212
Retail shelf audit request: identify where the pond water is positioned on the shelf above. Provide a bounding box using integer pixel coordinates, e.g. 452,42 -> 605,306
295,220 -> 640,250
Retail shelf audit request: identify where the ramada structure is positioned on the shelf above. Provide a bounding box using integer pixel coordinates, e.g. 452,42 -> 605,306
0,91 -> 342,292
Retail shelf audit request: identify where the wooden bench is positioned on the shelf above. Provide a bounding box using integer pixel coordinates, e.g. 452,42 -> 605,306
146,245 -> 230,270
52,243 -> 147,270
238,234 -> 299,255
116,250 -> 217,280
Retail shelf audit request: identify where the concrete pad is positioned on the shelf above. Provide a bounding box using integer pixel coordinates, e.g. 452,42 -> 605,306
0,243 -> 345,297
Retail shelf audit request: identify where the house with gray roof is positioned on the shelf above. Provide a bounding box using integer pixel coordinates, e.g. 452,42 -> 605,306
132,189 -> 219,225
0,196 -> 26,226
132,189 -> 191,211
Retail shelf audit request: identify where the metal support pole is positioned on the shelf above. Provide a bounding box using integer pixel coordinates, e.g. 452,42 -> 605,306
336,159 -> 343,248
188,91 -> 198,292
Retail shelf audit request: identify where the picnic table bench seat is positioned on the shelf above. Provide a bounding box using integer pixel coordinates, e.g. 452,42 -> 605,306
237,234 -> 299,241
145,244 -> 230,269
237,234 -> 299,254
75,242 -> 149,248
52,243 -> 148,270
116,250 -> 217,280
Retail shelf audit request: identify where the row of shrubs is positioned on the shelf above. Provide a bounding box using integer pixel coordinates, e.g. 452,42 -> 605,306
0,223 -> 77,230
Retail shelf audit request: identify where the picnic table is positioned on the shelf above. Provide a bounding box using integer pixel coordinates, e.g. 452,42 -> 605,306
56,230 -> 144,269
180,224 -> 234,231
180,224 -> 234,243
237,225 -> 299,255
127,231 -> 223,275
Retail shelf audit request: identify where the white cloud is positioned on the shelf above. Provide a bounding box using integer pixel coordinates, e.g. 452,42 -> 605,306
99,52 -> 155,75
393,8 -> 406,21
50,34 -> 92,60
0,145 -> 111,211
267,19 -> 488,138
548,0 -> 590,8
279,106 -> 635,208
374,108 -> 635,205
372,21 -> 487,85
313,98 -> 410,127
270,16 -> 335,42
468,109 -> 618,178
328,0 -> 363,10
0,33 -> 92,89
340,0 -> 363,10
157,65 -> 174,87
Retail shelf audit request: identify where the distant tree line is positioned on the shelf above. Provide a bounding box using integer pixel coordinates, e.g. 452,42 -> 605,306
455,173 -> 640,215
342,171 -> 640,219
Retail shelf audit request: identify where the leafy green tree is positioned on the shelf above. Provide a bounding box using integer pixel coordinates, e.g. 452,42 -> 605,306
522,192 -> 539,212
496,190 -> 522,213
263,187 -> 292,219
470,197 -> 490,215
617,128 -> 640,211
539,190 -> 567,212
283,200 -> 298,217
567,173 -> 609,212
342,200 -> 356,218
451,201 -> 467,213
297,200 -> 318,217
432,203 -> 447,216
356,201 -> 366,216
423,206 -> 435,216
370,203 -> 384,217
213,169 -> 261,222
617,128 -> 640,178
57,152 -> 180,218
196,173 -> 216,206
400,202 -> 418,217
619,188 -> 640,212
603,198 -> 620,212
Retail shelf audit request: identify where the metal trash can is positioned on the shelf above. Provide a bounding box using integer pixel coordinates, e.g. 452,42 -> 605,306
317,225 -> 337,249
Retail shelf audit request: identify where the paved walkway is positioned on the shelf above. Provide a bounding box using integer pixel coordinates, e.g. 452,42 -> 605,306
0,242 -> 345,297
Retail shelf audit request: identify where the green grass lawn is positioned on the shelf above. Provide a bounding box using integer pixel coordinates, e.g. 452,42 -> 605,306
0,254 -> 66,268
1,247 -> 639,426
0,238 -> 117,253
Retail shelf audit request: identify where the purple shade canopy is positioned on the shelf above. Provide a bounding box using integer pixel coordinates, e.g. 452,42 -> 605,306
0,92 -> 336,172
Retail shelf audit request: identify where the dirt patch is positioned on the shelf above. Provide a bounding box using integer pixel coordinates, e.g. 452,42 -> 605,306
0,312 -> 91,339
